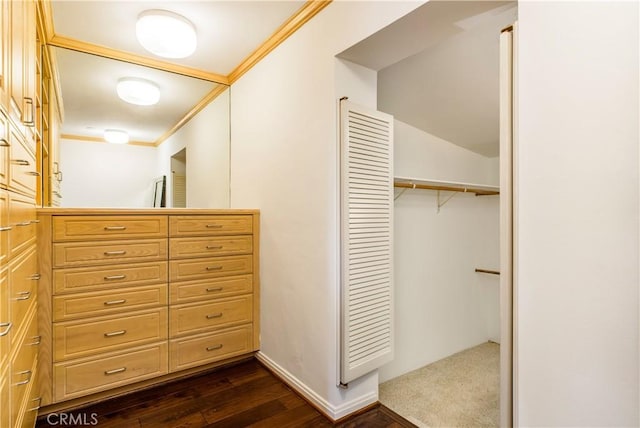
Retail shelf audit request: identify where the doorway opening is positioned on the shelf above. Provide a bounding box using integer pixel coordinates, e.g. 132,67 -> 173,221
338,1 -> 517,426
171,148 -> 187,208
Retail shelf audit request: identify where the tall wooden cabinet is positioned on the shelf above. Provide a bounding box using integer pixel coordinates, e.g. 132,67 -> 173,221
36,209 -> 260,411
1,0 -> 53,426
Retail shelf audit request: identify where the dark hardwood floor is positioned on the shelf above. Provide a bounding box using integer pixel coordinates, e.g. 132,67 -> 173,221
36,359 -> 416,427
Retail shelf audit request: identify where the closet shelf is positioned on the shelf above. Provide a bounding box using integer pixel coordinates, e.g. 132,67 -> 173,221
394,177 -> 499,196
475,268 -> 500,276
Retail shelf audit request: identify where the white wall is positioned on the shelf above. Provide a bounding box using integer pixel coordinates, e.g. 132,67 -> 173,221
158,87 -> 230,208
379,120 -> 499,383
229,1 -> 425,419
517,2 -> 639,426
59,138 -> 159,207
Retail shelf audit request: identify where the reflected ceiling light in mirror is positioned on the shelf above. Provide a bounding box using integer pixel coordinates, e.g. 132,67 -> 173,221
136,10 -> 197,59
117,77 -> 160,106
104,129 -> 129,144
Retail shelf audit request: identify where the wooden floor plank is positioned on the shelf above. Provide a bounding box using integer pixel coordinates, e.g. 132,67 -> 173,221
36,359 -> 416,428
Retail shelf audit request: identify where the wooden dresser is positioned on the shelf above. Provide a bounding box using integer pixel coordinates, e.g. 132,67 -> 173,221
36,208 -> 260,410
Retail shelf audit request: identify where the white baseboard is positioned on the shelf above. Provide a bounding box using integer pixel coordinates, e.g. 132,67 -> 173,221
255,351 -> 378,421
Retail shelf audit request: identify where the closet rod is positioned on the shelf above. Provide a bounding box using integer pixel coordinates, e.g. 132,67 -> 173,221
475,268 -> 500,276
394,181 -> 499,196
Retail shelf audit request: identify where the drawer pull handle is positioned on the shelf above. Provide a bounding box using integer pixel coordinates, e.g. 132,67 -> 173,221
0,138 -> 9,147
104,330 -> 126,337
206,245 -> 223,250
29,273 -> 41,280
28,397 -> 42,412
16,291 -> 31,301
12,159 -> 30,166
206,313 -> 223,319
104,299 -> 127,306
15,370 -> 32,385
26,171 -> 40,176
0,322 -> 12,336
104,367 -> 127,375
206,224 -> 223,229
104,226 -> 127,231
206,287 -> 223,292
104,250 -> 127,256
28,335 -> 41,346
206,266 -> 223,271
0,226 -> 11,231
23,97 -> 35,126
16,221 -> 31,227
206,344 -> 223,352
104,274 -> 126,280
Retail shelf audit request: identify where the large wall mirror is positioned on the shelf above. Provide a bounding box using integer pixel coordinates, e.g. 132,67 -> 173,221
52,46 -> 231,208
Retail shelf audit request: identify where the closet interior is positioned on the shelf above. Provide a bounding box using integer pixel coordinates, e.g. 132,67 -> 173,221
339,1 -> 516,426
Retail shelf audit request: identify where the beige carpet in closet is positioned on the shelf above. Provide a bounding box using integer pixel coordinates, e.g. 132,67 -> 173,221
379,342 -> 499,428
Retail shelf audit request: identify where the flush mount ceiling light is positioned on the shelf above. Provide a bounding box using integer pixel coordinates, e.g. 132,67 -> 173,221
136,10 -> 197,59
104,129 -> 129,145
117,77 -> 160,106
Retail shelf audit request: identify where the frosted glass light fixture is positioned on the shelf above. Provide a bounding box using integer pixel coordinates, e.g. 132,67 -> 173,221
104,129 -> 129,144
117,78 -> 160,106
136,10 -> 197,59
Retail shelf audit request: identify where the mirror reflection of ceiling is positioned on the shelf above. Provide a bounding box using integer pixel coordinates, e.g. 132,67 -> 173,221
50,1 -> 306,76
48,1 -> 308,146
340,1 -> 517,157
55,47 -> 219,144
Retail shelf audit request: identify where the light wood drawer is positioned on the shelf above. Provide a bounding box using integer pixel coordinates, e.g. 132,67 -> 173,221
9,127 -> 37,197
0,110 -> 8,189
170,274 -> 253,305
53,284 -> 168,321
169,255 -> 252,282
0,365 -> 9,428
10,310 -> 39,427
53,342 -> 168,402
0,190 -> 8,267
169,295 -> 252,337
169,215 -> 252,237
53,238 -> 168,268
0,269 -> 8,369
53,308 -> 168,361
53,215 -> 168,242
169,325 -> 252,372
169,236 -> 252,259
19,380 -> 41,428
8,192 -> 36,259
53,261 -> 168,294
9,247 -> 38,347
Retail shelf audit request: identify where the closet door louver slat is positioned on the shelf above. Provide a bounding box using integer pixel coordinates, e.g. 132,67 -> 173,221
340,100 -> 394,385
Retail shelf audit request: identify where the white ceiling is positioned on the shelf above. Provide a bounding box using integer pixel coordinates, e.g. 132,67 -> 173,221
49,1 -> 306,143
339,1 -> 517,157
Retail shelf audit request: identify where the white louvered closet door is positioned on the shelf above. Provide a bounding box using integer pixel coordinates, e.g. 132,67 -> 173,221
340,99 -> 394,385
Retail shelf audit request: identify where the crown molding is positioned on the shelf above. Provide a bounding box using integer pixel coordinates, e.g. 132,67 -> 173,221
228,0 -> 332,84
61,134 -> 156,147
48,34 -> 229,85
154,85 -> 229,147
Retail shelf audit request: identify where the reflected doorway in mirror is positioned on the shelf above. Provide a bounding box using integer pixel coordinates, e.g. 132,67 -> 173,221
153,175 -> 167,207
